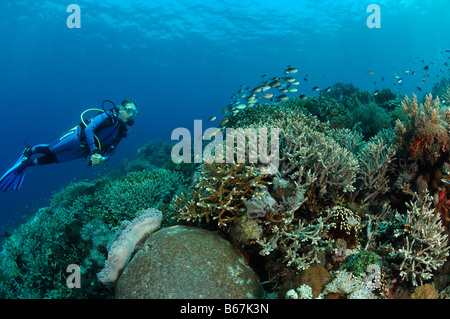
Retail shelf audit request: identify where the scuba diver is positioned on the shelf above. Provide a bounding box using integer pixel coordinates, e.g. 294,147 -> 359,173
0,99 -> 138,191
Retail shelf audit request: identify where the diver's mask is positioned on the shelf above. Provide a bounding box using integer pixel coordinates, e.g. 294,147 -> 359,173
124,105 -> 138,117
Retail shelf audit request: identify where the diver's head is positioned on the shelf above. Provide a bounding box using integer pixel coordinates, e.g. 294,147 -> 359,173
118,99 -> 138,122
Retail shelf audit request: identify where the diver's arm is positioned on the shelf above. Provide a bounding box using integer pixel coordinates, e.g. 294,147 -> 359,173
84,113 -> 110,153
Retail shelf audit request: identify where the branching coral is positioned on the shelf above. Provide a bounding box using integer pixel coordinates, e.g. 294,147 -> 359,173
258,204 -> 334,271
352,134 -> 396,205
172,162 -> 268,227
390,190 -> 449,286
271,111 -> 359,208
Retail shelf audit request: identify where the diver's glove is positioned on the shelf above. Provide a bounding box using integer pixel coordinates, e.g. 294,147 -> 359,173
90,150 -> 106,166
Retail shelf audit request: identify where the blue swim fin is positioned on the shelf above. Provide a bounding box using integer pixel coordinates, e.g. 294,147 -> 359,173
0,154 -> 28,191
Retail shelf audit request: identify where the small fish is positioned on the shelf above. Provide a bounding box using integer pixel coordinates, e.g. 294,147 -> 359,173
424,65 -> 430,71
303,78 -> 308,81
288,88 -> 298,92
235,104 -> 247,110
299,94 -> 307,100
222,108 -> 227,114
277,94 -> 289,101
205,128 -> 222,139
263,93 -> 274,99
381,77 -> 385,81
398,78 -> 403,83
292,81 -> 300,85
404,70 -> 410,73
285,77 -> 296,83
325,87 -> 332,93
285,66 -> 298,74
208,116 -> 216,122
367,71 -> 375,74
446,49 -> 450,52
251,87 -> 262,93
260,85 -> 271,91
312,87 -> 320,91
219,119 -> 229,126
417,87 -> 422,91
269,80 -> 281,87
373,90 -> 379,96
279,88 -> 288,93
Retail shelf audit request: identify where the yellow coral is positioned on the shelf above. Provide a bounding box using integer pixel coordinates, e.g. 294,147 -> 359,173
172,162 -> 268,227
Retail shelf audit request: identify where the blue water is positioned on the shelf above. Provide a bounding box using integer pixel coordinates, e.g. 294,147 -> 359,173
0,0 -> 449,231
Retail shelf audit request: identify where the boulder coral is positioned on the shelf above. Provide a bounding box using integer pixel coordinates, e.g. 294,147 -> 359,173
115,225 -> 264,299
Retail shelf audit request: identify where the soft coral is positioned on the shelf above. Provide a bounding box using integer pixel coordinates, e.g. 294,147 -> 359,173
434,188 -> 450,226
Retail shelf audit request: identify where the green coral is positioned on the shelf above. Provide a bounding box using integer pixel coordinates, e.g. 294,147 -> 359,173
342,250 -> 381,276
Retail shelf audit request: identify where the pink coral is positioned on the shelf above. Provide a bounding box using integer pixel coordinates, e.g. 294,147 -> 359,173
97,208 -> 163,285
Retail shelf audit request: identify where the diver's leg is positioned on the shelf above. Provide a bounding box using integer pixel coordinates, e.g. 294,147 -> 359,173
34,130 -> 86,165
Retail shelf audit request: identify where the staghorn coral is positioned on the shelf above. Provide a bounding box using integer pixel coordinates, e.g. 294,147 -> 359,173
258,203 -> 334,271
352,133 -> 396,205
390,190 -> 449,286
172,162 -> 268,227
271,110 -> 359,208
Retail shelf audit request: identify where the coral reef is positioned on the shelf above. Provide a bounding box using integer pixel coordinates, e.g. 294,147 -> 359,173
115,225 -> 264,298
1,78 -> 450,300
0,146 -> 186,298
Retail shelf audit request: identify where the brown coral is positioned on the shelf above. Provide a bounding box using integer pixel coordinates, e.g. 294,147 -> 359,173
410,283 -> 439,299
396,93 -> 449,165
172,162 -> 268,227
